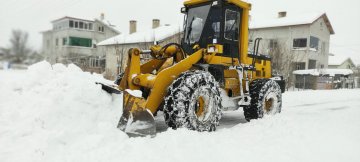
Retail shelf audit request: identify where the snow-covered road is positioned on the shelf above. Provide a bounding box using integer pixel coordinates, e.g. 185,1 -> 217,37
1,62 -> 360,162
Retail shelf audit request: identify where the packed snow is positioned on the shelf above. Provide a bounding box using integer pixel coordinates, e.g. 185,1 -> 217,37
1,61 -> 360,162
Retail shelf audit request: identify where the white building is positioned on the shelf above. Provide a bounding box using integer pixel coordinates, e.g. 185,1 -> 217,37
249,12 -> 335,71
42,14 -> 120,73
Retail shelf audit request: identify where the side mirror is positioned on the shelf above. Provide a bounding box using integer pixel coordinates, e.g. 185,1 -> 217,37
181,7 -> 187,14
212,1 -> 219,6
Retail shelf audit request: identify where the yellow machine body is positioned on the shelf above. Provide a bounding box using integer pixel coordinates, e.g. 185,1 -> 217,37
115,0 -> 274,136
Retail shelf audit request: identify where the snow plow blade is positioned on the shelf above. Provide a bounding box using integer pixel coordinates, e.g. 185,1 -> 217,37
96,82 -> 122,94
117,91 -> 156,137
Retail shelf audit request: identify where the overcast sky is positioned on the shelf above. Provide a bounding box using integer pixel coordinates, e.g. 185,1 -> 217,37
0,0 -> 359,64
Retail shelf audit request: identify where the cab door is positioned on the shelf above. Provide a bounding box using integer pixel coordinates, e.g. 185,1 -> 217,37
222,5 -> 242,60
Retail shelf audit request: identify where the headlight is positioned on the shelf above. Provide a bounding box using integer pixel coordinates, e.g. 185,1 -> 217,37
208,46 -> 216,53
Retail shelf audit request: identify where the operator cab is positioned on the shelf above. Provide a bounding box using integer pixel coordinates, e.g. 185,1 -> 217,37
181,0 -> 242,58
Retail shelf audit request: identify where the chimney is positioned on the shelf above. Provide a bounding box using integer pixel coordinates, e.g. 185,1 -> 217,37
152,19 -> 160,29
129,20 -> 137,34
278,11 -> 287,18
100,13 -> 105,20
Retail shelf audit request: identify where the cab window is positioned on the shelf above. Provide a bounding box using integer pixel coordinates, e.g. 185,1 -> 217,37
224,9 -> 240,41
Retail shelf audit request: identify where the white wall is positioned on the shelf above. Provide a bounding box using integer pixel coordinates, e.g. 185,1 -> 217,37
249,17 -> 331,70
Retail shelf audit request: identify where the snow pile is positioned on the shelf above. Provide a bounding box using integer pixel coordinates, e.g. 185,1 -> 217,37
1,62 -> 360,162
0,61 -> 125,161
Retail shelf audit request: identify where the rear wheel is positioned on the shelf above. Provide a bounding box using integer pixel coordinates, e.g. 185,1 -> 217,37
243,79 -> 282,121
164,70 -> 222,131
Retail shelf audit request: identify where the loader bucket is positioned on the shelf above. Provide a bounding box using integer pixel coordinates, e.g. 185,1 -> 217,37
96,82 -> 122,94
117,90 -> 156,137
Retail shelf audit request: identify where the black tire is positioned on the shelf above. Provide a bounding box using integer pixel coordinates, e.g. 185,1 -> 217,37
243,79 -> 282,121
164,70 -> 222,131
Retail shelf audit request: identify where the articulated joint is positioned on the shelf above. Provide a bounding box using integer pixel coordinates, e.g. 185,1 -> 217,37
132,74 -> 157,88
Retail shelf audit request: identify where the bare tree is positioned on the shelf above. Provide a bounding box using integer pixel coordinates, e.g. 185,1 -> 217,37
267,38 -> 305,89
0,29 -> 33,63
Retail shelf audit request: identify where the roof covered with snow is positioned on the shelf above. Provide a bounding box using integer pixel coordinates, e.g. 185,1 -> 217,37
98,25 -> 183,46
51,16 -> 94,23
50,16 -> 121,34
250,12 -> 335,34
293,69 -> 353,76
328,55 -> 354,66
95,18 -> 121,34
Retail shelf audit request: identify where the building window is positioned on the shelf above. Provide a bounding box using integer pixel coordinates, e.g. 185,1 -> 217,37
294,62 -> 305,70
89,57 -> 103,67
98,26 -> 104,32
68,37 -> 92,47
75,21 -> 79,28
310,36 -> 319,51
269,39 -> 278,49
55,38 -> 59,46
89,23 -> 93,30
69,20 -> 74,28
321,64 -> 324,69
293,38 -> 307,49
84,23 -> 88,30
79,22 -> 84,29
308,59 -> 316,69
62,37 -> 68,45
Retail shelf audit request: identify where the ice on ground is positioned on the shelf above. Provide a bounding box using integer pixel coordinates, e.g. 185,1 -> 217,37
1,61 -> 360,162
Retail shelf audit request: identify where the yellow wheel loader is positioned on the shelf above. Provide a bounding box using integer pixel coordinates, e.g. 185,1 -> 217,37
101,0 -> 285,137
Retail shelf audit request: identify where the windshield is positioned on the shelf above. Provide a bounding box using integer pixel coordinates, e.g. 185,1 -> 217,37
184,4 -> 211,45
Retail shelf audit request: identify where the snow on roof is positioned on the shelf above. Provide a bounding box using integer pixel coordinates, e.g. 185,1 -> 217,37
51,16 -> 120,34
98,25 -> 183,46
95,18 -> 121,34
51,16 -> 94,23
250,12 -> 335,34
293,69 -> 353,76
328,55 -> 350,66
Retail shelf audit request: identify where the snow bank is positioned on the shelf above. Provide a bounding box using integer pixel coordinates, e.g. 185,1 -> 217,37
1,61 -> 360,162
0,61 -> 125,161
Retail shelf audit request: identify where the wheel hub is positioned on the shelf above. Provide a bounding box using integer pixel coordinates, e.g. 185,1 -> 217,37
193,87 -> 214,122
263,91 -> 279,114
195,96 -> 205,117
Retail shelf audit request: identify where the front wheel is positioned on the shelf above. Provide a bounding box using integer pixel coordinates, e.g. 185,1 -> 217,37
163,70 -> 222,131
243,79 -> 282,121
